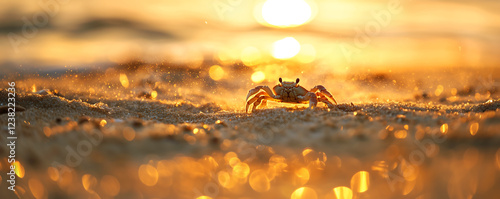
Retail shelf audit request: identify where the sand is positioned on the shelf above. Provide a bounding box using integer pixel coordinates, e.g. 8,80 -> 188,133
1,63 -> 500,199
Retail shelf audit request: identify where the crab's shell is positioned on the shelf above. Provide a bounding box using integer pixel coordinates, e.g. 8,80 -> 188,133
273,83 -> 309,103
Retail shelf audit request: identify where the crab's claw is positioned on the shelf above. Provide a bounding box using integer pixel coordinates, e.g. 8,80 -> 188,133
311,85 -> 337,105
245,86 -> 278,113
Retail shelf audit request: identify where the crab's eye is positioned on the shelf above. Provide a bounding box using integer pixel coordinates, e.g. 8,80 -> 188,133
279,77 -> 282,83
296,78 -> 300,84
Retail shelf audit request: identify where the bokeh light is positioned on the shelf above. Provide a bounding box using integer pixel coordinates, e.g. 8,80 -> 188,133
119,73 -> 130,88
440,123 -> 448,134
100,175 -> 120,197
294,168 -> 310,185
14,161 -> 25,178
469,122 -> 479,136
218,171 -> 235,189
291,187 -> 318,199
209,65 -> 225,81
251,71 -> 266,83
333,186 -> 353,199
249,170 -> 270,192
196,196 -> 213,199
29,178 -> 45,199
272,37 -> 301,59
151,91 -> 158,99
47,167 -> 60,181
394,130 -> 407,139
233,162 -> 250,178
123,127 -> 136,141
82,174 -> 97,192
350,171 -> 370,193
138,164 -> 159,186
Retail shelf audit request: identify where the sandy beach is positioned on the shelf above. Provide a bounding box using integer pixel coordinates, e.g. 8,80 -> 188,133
1,62 -> 499,199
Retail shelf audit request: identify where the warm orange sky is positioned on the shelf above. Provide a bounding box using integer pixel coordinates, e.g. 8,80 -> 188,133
1,0 -> 499,71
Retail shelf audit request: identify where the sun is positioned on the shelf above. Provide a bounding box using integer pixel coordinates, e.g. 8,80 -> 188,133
272,37 -> 301,59
259,0 -> 313,28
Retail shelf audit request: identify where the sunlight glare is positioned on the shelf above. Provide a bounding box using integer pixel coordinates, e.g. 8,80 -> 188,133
272,37 -> 301,59
261,0 -> 312,27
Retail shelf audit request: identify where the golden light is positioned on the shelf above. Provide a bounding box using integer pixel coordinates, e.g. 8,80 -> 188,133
209,65 -> 225,81
228,157 -> 241,167
302,148 -> 314,157
100,119 -> 107,127
31,84 -> 37,92
218,171 -> 235,189
249,170 -> 270,192
333,186 -> 353,199
291,187 -> 317,199
435,85 -> 444,96
260,0 -> 312,28
196,196 -> 213,199
151,91 -> 158,99
241,46 -> 262,66
82,174 -> 98,192
350,171 -> 370,193
47,167 -> 60,181
251,71 -> 266,83
29,178 -> 45,199
119,73 -> 129,88
294,168 -> 310,185
43,127 -> 52,137
138,164 -> 159,186
469,122 -> 479,136
440,123 -> 448,134
14,161 -> 25,178
272,37 -> 301,59
100,175 -> 120,197
394,130 -> 407,139
224,151 -> 238,162
232,162 -> 250,178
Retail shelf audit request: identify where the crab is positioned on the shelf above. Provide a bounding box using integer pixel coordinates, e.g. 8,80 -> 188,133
246,77 -> 337,113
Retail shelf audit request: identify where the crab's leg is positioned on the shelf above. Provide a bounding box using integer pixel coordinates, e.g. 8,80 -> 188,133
310,85 -> 337,105
246,86 -> 279,102
246,91 -> 274,113
317,93 -> 336,109
298,92 -> 318,109
251,95 -> 273,112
